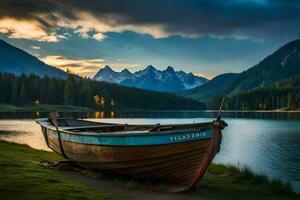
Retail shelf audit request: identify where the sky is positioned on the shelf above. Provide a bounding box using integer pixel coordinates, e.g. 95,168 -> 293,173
0,0 -> 299,79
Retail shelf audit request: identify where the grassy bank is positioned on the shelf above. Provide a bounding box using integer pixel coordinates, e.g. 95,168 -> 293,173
198,165 -> 298,200
0,104 -> 92,112
0,141 -> 116,200
0,141 -> 299,200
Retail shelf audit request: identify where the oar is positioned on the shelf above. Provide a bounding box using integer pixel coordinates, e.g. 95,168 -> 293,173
49,110 -> 59,129
216,97 -> 225,121
49,110 -> 68,159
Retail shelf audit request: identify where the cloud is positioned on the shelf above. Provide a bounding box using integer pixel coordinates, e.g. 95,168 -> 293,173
0,18 -> 65,42
0,0 -> 299,42
41,55 -> 105,76
40,55 -> 142,77
31,45 -> 41,49
58,11 -> 170,39
92,33 -> 106,41
193,72 -> 211,80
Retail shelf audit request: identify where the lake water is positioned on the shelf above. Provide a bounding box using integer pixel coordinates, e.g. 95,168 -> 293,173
0,111 -> 300,192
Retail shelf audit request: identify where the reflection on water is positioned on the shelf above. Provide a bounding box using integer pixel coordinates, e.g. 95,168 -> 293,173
95,111 -> 104,118
0,110 -> 300,120
213,119 -> 300,192
0,111 -> 300,192
94,111 -> 115,118
0,120 -> 49,151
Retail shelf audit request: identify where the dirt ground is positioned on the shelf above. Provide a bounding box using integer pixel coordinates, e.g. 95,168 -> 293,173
65,171 -> 209,200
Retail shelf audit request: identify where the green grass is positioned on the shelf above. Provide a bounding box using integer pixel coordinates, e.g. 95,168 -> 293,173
198,164 -> 299,200
0,104 -> 92,112
77,153 -> 300,200
0,141 -> 116,200
0,140 -> 299,200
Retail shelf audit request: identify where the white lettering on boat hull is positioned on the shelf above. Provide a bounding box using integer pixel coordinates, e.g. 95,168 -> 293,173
170,132 -> 208,142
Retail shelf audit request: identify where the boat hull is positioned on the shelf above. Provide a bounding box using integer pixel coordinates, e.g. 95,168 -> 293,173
40,124 -> 222,192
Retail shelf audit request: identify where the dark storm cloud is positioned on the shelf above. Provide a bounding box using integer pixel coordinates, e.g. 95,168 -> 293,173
0,0 -> 56,25
0,0 -> 299,40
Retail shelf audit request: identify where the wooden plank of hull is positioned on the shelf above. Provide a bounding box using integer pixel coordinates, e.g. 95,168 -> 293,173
79,147 -> 207,171
45,126 -> 221,192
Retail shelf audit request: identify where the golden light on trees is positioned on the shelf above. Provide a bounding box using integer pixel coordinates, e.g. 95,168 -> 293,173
33,99 -> 40,105
101,96 -> 105,105
94,95 -> 100,105
94,95 -> 105,106
110,99 -> 115,106
110,111 -> 115,118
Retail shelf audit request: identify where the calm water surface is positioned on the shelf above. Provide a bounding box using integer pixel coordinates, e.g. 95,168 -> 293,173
0,111 -> 299,192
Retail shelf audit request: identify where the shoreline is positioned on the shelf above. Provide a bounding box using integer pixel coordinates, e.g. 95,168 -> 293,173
0,140 -> 299,200
0,104 -> 92,113
0,104 -> 300,113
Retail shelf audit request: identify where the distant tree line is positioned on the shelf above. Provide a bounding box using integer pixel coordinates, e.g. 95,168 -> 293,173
208,74 -> 300,110
0,72 -> 206,110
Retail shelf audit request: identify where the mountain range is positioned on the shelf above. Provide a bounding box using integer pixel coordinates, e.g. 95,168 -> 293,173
0,39 -> 67,78
93,65 -> 208,92
1,37 -> 300,110
93,38 -> 300,100
0,39 -> 208,93
179,38 -> 300,107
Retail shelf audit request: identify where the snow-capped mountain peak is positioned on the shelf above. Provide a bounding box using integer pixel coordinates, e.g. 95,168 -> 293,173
93,65 -> 208,92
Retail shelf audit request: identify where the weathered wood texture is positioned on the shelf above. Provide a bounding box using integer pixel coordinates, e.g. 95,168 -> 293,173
44,126 -> 221,192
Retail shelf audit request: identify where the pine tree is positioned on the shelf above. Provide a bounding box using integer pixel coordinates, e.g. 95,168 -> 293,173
10,78 -> 19,105
80,82 -> 93,107
19,82 -> 27,105
63,76 -> 75,105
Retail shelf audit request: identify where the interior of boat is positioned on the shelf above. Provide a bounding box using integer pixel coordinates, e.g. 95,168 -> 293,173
54,118 -> 212,133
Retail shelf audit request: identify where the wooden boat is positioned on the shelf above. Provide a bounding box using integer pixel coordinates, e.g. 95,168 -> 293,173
36,113 -> 227,192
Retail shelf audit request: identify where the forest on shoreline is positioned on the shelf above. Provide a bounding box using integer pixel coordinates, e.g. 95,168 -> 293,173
208,74 -> 300,110
0,72 -> 205,110
1,71 -> 300,112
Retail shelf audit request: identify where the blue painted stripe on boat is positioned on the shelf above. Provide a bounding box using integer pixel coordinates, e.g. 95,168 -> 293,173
47,129 -> 212,146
